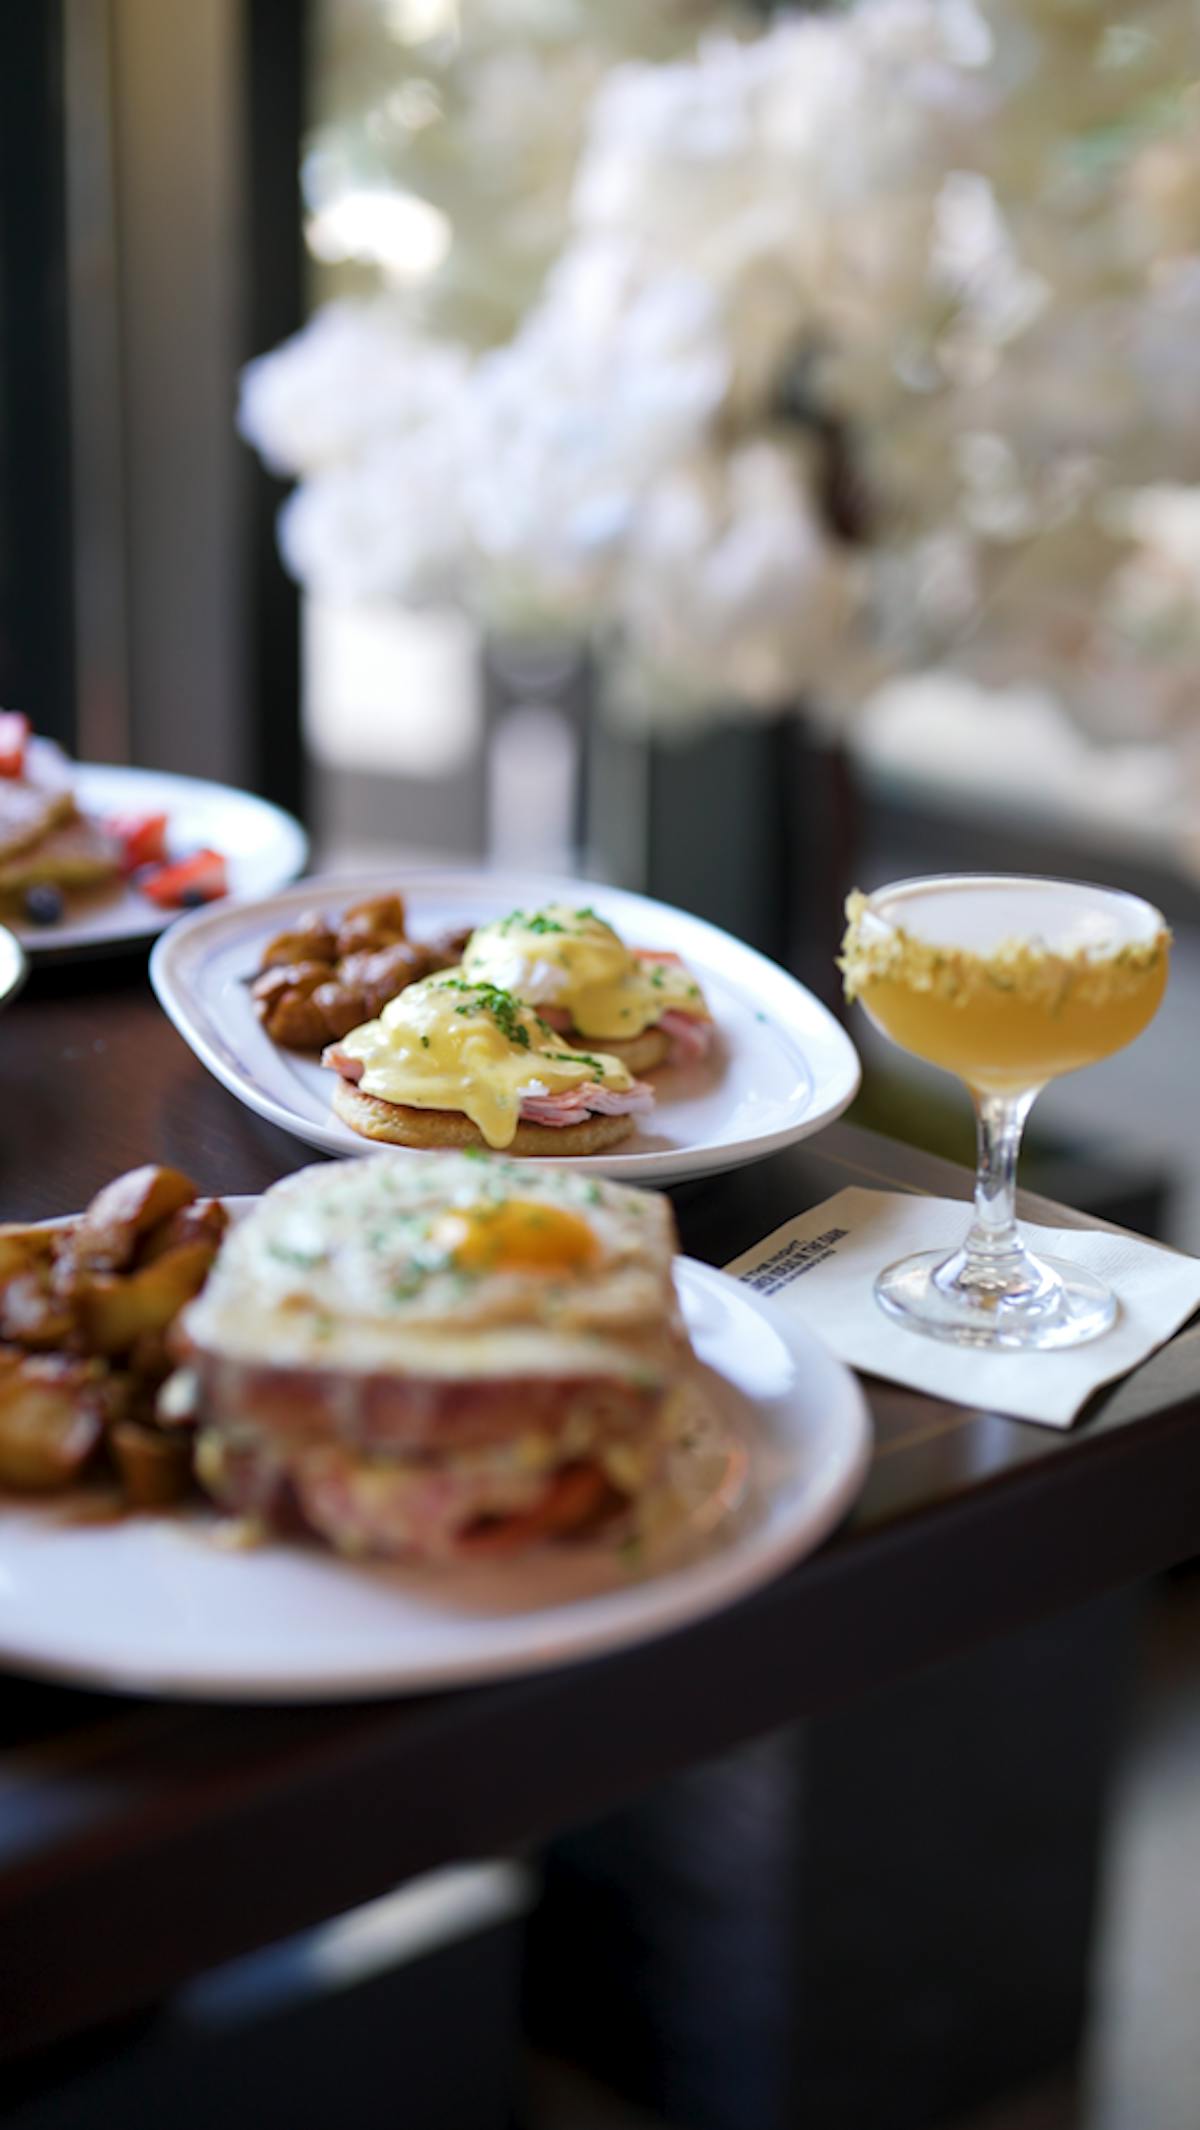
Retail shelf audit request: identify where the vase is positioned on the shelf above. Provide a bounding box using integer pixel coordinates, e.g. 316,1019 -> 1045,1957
481,638 -> 855,1008
584,706 -> 854,1012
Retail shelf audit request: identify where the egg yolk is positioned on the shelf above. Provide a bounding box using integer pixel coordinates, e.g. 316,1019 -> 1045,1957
434,1201 -> 599,1276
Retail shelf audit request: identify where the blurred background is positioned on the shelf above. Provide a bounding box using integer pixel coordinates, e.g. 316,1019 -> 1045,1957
2,3 -> 1199,2126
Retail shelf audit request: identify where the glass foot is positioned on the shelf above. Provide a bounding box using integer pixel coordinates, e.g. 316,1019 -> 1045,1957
874,1247 -> 1118,1351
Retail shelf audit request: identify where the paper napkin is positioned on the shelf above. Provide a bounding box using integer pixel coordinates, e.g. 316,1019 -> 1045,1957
726,1187 -> 1200,1427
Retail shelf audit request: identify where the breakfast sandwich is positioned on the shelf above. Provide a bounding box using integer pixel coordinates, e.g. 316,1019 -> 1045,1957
461,904 -> 713,1073
323,971 -> 655,1155
178,1151 -> 689,1560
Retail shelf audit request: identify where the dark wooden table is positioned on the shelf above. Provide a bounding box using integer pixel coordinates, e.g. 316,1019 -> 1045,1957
3,959 -> 1199,2070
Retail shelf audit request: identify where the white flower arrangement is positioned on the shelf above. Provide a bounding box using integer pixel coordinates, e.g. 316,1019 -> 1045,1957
240,0 -> 1200,749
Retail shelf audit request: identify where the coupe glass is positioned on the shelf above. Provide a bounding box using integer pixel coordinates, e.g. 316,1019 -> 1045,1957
840,874 -> 1170,1350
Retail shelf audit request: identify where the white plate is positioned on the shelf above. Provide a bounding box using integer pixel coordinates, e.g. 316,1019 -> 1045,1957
149,867 -> 861,1185
11,764 -> 309,958
0,1258 -> 871,1702
0,923 -> 27,1009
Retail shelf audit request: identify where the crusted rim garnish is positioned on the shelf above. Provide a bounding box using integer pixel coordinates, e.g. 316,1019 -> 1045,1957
838,889 -> 1171,1011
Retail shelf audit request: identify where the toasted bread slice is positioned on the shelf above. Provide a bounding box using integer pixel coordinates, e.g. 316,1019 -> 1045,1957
332,1079 -> 635,1156
567,1026 -> 670,1075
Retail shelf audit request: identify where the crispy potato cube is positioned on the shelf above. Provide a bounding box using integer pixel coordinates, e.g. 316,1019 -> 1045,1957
426,925 -> 473,971
259,912 -> 338,970
251,963 -> 333,1049
0,1352 -> 104,1491
69,1167 -> 197,1275
335,895 -> 409,957
75,1240 -> 217,1357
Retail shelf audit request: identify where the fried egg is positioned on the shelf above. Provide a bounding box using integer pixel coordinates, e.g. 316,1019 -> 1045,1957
462,904 -> 709,1042
181,1150 -> 681,1381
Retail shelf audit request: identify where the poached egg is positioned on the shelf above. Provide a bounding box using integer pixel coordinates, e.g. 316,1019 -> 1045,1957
462,904 -> 709,1042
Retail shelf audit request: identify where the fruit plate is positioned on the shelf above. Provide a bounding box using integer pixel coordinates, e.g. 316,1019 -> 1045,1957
149,866 -> 861,1186
11,765 -> 308,959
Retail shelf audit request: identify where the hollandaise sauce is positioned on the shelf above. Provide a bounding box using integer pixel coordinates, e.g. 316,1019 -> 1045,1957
463,905 -> 708,1040
333,974 -> 635,1148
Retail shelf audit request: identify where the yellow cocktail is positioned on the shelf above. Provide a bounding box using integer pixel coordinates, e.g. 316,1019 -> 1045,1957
839,875 -> 1170,1350
842,878 -> 1168,1095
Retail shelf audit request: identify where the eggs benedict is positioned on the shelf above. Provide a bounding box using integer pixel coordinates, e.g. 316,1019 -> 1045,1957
179,1151 -> 689,1560
323,971 -> 655,1155
461,905 -> 714,1072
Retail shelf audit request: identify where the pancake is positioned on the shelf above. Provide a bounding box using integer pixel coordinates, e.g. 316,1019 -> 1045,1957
0,740 -> 78,863
0,815 -> 121,898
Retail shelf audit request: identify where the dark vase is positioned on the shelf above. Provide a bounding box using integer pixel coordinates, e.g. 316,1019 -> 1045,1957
482,638 -> 856,1007
584,706 -> 855,1011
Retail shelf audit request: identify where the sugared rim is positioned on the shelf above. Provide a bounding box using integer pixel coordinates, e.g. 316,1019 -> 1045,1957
840,877 -> 1170,1009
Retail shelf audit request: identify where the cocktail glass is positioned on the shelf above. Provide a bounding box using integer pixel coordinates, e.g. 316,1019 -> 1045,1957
840,874 -> 1170,1350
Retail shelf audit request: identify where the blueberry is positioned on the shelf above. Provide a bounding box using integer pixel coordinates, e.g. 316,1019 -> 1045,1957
178,886 -> 209,909
23,885 -> 64,925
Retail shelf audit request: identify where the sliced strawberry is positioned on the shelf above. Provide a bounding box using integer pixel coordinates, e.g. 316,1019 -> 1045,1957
109,810 -> 169,873
0,712 -> 30,778
139,849 -> 228,907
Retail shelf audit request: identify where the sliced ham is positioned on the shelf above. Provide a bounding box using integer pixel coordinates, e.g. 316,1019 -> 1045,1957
519,1078 -> 654,1127
657,1009 -> 714,1061
324,1043 -> 364,1082
323,1040 -> 652,1130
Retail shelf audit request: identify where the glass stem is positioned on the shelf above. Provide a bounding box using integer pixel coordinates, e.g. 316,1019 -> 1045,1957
957,1088 -> 1039,1296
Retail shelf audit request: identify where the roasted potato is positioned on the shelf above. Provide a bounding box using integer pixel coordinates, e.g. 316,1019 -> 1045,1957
0,1270 -> 75,1350
0,1351 -> 105,1492
110,1418 -> 194,1507
62,1166 -> 197,1276
138,1196 -> 229,1265
75,1240 -> 218,1357
0,1224 -> 57,1285
0,1166 -> 226,1508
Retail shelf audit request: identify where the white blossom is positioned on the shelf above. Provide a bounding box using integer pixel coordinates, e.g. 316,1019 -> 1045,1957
237,301 -> 468,476
612,440 -> 856,724
239,0 -> 1200,753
